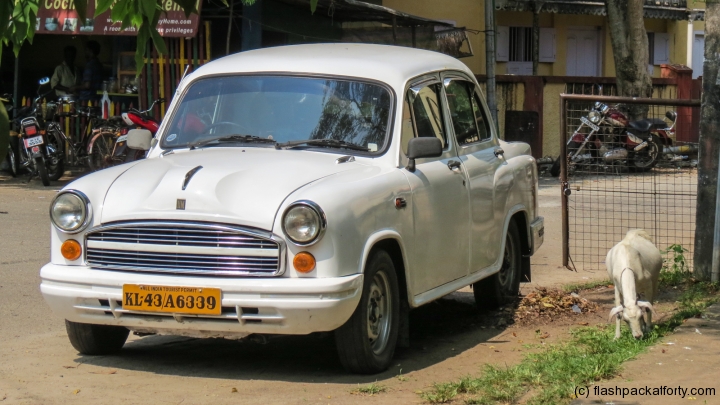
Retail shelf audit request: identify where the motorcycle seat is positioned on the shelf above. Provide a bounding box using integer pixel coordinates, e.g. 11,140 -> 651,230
628,118 -> 666,133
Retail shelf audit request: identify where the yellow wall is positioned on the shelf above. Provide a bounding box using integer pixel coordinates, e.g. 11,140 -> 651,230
386,1 -> 695,77
383,0 -> 486,74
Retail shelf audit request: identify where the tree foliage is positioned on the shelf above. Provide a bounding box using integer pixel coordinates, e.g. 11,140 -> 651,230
2,0 -> 320,71
0,0 -> 321,159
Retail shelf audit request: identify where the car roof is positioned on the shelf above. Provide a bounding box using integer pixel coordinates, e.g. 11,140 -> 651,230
187,43 -> 474,87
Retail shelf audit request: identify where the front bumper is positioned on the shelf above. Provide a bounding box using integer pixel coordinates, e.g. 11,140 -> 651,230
530,216 -> 544,254
40,263 -> 363,338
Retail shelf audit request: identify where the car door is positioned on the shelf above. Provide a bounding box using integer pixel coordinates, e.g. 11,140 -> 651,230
441,74 -> 504,273
400,76 -> 471,295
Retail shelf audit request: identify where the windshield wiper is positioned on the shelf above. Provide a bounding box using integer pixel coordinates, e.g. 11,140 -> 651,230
275,139 -> 370,152
189,134 -> 277,149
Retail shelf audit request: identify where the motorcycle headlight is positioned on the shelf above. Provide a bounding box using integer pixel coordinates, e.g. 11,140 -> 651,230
50,191 -> 91,233
589,110 -> 602,124
282,201 -> 326,245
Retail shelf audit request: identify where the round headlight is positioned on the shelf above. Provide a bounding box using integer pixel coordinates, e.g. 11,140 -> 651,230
50,191 -> 90,233
282,202 -> 326,245
588,110 -> 602,123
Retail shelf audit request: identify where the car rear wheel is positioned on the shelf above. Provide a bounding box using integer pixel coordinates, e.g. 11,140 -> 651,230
335,250 -> 399,374
65,320 -> 129,355
473,220 -> 522,309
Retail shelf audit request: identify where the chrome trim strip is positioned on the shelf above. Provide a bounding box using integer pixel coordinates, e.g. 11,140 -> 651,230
87,240 -> 278,257
84,221 -> 287,277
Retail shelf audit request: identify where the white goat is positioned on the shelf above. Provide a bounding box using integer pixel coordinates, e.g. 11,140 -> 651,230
606,230 -> 663,339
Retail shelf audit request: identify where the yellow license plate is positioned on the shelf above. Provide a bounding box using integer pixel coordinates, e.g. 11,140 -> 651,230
122,284 -> 222,316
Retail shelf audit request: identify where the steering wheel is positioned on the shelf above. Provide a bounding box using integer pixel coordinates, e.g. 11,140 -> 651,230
199,121 -> 249,136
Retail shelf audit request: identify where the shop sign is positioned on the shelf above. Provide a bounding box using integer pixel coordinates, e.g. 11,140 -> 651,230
36,0 -> 202,37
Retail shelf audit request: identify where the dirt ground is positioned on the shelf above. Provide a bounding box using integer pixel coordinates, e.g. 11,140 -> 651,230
0,172 -> 717,404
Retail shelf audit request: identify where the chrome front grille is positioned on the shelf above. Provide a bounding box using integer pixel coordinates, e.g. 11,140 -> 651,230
85,222 -> 283,276
88,225 -> 277,249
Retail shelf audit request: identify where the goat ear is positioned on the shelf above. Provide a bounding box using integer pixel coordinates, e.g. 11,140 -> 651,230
637,301 -> 657,316
609,306 -> 623,322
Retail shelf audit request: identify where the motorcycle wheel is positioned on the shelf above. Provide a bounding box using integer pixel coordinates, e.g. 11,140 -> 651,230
630,135 -> 662,172
550,141 -> 582,177
88,133 -> 116,172
4,149 -> 17,177
35,155 -> 50,186
47,133 -> 66,181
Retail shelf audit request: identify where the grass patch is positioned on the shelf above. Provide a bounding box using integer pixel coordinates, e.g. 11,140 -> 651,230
421,248 -> 718,405
351,382 -> 387,396
562,279 -> 611,293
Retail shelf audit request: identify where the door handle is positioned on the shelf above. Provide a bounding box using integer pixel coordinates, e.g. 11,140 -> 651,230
447,160 -> 462,172
494,148 -> 505,158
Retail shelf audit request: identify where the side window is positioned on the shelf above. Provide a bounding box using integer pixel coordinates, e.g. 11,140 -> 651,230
470,92 -> 491,142
445,80 -> 491,145
408,84 -> 447,150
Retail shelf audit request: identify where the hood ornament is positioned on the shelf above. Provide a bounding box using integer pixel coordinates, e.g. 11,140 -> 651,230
182,165 -> 203,190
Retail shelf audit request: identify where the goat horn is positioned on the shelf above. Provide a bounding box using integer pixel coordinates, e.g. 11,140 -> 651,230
637,301 -> 657,316
608,306 -> 623,322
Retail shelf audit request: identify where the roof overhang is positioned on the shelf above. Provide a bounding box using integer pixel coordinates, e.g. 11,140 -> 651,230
275,0 -> 455,27
496,0 -> 705,21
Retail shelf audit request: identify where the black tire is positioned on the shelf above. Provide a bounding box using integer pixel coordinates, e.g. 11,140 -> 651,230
549,155 -> 561,177
35,156 -> 50,186
47,131 -> 66,181
65,320 -> 129,355
4,148 -> 17,177
88,133 -> 115,172
630,135 -> 662,172
335,250 -> 400,374
473,220 -> 522,310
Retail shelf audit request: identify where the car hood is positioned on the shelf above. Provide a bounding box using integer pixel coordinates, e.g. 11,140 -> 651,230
101,148 -> 359,230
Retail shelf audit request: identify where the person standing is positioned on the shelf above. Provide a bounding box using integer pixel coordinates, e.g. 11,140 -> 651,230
51,46 -> 78,97
76,41 -> 103,102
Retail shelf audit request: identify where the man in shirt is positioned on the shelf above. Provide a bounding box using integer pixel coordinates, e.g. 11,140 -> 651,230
51,46 -> 77,97
76,41 -> 103,102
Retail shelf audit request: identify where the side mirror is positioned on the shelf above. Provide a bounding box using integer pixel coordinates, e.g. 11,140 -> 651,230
39,77 -> 50,85
406,137 -> 443,172
127,129 -> 153,151
665,111 -> 677,122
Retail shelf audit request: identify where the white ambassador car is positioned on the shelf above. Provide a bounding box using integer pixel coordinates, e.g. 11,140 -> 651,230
41,44 -> 543,374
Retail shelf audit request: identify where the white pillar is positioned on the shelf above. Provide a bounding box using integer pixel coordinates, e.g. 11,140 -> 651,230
687,19 -> 694,69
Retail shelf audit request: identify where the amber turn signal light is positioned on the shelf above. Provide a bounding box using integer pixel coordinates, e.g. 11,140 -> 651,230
293,252 -> 316,273
61,239 -> 82,261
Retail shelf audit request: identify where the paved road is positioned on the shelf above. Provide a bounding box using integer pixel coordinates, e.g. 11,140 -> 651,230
0,173 -> 582,404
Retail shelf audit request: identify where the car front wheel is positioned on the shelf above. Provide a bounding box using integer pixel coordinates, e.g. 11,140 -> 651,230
335,250 -> 400,374
473,220 -> 522,309
65,320 -> 129,355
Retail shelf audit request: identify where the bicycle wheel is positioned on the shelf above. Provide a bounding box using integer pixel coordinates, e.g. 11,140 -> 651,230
88,132 -> 116,171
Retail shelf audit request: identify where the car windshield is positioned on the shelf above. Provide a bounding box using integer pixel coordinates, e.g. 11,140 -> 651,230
161,75 -> 392,152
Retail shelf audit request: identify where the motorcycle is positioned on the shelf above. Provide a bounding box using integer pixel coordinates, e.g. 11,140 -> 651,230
16,78 -> 66,186
550,101 -> 675,176
86,98 -> 164,169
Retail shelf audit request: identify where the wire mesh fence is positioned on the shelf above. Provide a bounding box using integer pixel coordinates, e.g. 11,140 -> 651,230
559,95 -> 700,273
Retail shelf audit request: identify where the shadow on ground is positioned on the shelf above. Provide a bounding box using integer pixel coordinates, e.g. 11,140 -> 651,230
74,291 -> 508,384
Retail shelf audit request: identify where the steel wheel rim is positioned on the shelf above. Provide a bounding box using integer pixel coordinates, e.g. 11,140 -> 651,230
635,141 -> 659,168
498,233 -> 517,293
367,270 -> 391,355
